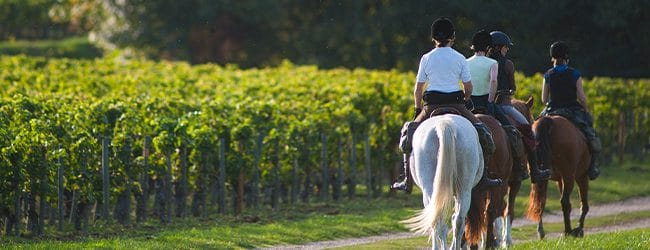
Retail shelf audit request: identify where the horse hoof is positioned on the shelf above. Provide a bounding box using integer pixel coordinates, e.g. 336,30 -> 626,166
571,228 -> 584,237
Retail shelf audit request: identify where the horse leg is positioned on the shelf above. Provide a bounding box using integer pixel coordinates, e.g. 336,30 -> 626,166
559,177 -> 575,236
504,180 -> 521,246
433,219 -> 448,250
488,189 -> 506,248
451,194 -> 471,250
572,176 -> 589,237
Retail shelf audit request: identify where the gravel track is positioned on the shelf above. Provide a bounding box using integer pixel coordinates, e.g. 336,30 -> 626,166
263,196 -> 650,250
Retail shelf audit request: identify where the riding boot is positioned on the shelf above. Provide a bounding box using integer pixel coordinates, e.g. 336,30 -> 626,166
392,121 -> 419,193
528,150 -> 551,183
391,154 -> 412,193
503,125 -> 528,180
474,123 -> 503,189
587,137 -> 602,180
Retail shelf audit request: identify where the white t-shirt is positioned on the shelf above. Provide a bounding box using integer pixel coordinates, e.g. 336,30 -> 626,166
467,55 -> 497,96
416,47 -> 471,93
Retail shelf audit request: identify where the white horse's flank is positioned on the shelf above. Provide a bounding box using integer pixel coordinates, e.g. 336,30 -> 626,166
402,114 -> 483,250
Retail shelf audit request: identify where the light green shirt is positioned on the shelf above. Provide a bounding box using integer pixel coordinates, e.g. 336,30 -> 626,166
467,55 -> 497,96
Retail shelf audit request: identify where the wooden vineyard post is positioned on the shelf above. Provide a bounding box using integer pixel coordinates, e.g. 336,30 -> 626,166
218,138 -> 226,214
348,134 -> 357,199
364,134 -> 372,200
57,155 -> 64,231
136,136 -> 151,223
320,132 -> 329,201
102,137 -> 110,222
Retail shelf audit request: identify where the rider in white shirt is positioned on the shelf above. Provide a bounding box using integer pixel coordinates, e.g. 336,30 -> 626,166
392,18 -> 502,193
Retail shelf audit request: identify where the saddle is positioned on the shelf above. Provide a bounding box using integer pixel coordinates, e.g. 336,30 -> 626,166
429,106 -> 462,118
399,106 -> 463,154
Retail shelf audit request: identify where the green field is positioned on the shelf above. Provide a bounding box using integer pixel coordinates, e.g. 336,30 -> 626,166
2,160 -> 648,249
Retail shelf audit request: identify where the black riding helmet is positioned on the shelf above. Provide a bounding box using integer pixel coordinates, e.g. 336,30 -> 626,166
550,41 -> 569,59
471,30 -> 492,52
490,31 -> 514,47
431,17 -> 455,41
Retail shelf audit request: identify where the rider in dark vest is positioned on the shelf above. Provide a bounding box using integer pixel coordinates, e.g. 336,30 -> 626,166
391,18 -> 502,193
488,31 -> 551,183
467,30 -> 529,181
541,41 -> 601,180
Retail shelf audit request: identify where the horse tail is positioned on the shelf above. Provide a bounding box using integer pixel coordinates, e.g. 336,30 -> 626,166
402,120 -> 457,237
464,188 -> 488,245
526,117 -> 552,222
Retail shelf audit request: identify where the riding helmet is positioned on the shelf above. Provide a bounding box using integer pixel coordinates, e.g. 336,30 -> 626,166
490,31 -> 514,46
431,17 -> 455,41
550,41 -> 569,59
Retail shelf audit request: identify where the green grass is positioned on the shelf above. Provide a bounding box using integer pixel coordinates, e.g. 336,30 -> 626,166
512,227 -> 650,249
0,37 -> 102,59
0,198 -> 421,249
511,160 -> 650,217
1,160 -> 648,249
338,210 -> 650,249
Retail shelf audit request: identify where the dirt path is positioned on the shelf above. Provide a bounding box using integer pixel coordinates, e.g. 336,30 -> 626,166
263,196 -> 650,250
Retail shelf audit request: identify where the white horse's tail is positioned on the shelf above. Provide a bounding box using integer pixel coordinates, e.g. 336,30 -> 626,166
403,121 -> 458,236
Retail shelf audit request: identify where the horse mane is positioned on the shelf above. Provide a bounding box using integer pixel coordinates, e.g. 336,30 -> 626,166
511,97 -> 534,123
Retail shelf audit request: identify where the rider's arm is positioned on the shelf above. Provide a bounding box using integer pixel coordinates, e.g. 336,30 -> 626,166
414,82 -> 425,109
462,81 -> 473,101
576,77 -> 588,112
541,77 -> 550,104
461,58 -> 472,101
488,62 -> 498,102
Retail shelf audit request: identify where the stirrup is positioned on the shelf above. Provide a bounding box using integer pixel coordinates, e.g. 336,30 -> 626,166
588,167 -> 600,180
531,169 -> 551,183
390,177 -> 412,194
474,175 -> 503,190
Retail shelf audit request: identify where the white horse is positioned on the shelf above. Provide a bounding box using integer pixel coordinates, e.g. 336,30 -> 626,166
403,114 -> 484,250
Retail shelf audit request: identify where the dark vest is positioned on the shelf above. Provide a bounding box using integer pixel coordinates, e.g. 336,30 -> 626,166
492,54 -> 512,92
547,67 -> 580,109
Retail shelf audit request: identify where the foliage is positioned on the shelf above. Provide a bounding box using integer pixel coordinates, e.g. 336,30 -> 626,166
0,37 -> 102,59
0,55 -> 646,238
45,0 -> 650,77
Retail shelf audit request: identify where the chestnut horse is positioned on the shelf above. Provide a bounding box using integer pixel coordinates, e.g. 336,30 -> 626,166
493,97 -> 538,246
470,113 -> 514,249
525,105 -> 592,238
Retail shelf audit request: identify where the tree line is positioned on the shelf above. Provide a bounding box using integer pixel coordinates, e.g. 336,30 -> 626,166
2,0 -> 648,78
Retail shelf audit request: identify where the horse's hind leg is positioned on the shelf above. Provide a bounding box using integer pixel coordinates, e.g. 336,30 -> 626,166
451,194 -> 471,250
504,180 -> 521,246
572,176 -> 589,237
433,220 -> 448,250
559,177 -> 575,236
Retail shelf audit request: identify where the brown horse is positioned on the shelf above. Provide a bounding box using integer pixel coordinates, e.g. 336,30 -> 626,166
466,113 -> 514,248
497,97 -> 539,245
525,106 -> 592,238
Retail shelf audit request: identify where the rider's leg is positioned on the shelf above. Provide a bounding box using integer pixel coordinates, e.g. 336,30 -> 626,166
585,127 -> 601,180
392,106 -> 431,192
493,104 -> 528,180
517,124 -> 551,183
393,121 -> 420,193
454,104 -> 503,189
500,105 -> 551,183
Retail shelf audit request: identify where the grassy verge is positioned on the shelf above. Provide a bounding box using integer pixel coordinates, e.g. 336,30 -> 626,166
0,197 -> 420,249
1,160 -> 648,249
512,160 -> 650,217
512,227 -> 650,250
338,210 -> 650,249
